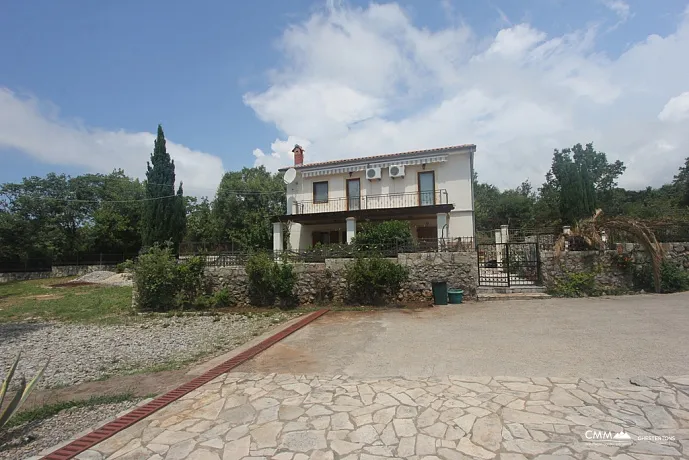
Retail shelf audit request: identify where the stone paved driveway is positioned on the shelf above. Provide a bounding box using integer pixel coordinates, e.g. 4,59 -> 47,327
70,372 -> 689,460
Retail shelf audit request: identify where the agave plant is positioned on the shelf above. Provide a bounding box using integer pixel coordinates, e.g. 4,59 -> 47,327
0,352 -> 49,429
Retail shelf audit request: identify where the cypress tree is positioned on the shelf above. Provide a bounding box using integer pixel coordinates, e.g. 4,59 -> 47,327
141,125 -> 186,251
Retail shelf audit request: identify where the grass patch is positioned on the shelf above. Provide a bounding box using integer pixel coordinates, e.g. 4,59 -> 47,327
0,278 -> 134,324
4,393 -> 137,428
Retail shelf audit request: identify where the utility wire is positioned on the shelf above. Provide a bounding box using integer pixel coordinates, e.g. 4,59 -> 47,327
1,194 -> 181,204
38,174 -> 288,195
1,188 -> 287,204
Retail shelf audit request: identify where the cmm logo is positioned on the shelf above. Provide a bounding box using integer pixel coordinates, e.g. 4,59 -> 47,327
585,430 -> 633,443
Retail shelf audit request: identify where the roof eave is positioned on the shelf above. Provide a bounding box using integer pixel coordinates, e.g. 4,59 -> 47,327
278,144 -> 476,173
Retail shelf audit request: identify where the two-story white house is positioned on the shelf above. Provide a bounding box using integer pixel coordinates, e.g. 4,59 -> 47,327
272,144 -> 477,252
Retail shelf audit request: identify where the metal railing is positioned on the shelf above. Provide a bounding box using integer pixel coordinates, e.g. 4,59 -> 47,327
293,189 -> 449,214
184,237 -> 475,266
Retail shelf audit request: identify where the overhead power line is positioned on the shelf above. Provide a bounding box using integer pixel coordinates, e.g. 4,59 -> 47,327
2,194 -> 181,204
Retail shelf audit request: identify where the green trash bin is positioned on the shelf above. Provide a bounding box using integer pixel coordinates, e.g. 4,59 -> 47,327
448,289 -> 464,304
431,280 -> 448,305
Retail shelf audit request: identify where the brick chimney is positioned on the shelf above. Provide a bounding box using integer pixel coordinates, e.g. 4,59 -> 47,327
292,144 -> 304,166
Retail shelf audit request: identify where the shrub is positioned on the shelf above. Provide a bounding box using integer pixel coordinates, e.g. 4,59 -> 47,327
176,256 -> 206,308
633,260 -> 689,293
116,259 -> 135,273
133,244 -> 180,311
211,288 -> 235,308
353,221 -> 414,251
344,255 -> 409,304
132,244 -> 207,311
246,252 -> 297,307
548,270 -> 597,297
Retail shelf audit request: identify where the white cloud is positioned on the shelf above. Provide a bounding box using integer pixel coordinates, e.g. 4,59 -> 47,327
247,1 -> 689,190
252,136 -> 311,171
603,0 -> 631,23
658,92 -> 689,122
0,88 -> 224,196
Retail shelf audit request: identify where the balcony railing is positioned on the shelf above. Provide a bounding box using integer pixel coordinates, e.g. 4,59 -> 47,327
293,189 -> 449,215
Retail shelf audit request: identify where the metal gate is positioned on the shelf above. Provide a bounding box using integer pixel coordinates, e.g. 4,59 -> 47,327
477,242 -> 541,287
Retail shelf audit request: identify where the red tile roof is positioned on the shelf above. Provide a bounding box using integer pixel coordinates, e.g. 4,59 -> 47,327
278,144 -> 476,172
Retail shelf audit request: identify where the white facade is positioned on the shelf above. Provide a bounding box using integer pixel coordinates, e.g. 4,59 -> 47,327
276,145 -> 476,251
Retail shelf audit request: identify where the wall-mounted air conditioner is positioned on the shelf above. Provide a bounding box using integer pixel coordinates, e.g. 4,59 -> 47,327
389,165 -> 405,178
366,167 -> 382,180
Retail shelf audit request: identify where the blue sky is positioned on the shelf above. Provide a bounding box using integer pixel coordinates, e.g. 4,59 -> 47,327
2,0 -> 689,195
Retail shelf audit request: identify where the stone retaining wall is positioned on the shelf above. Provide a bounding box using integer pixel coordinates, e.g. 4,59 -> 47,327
540,250 -> 632,294
540,242 -> 689,294
205,251 -> 478,306
0,264 -> 117,284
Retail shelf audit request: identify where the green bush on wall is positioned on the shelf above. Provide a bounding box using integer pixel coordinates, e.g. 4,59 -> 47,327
344,254 -> 409,305
352,221 -> 414,250
132,243 -> 208,311
133,244 -> 181,311
246,252 -> 297,307
633,260 -> 689,293
548,270 -> 597,297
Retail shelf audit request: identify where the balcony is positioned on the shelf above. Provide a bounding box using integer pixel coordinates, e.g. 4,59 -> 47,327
293,189 -> 449,215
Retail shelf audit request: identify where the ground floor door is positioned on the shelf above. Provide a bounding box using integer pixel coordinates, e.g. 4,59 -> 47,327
312,230 -> 342,246
416,226 -> 437,250
477,242 -> 541,287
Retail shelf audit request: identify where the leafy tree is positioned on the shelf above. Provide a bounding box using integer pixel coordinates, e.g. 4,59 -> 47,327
141,125 -> 186,252
184,196 -> 216,243
0,171 -> 146,264
212,166 -> 285,250
544,143 -> 625,225
674,156 -> 689,207
473,173 -> 535,229
89,170 -> 145,254
533,173 -> 561,226
473,172 -> 501,230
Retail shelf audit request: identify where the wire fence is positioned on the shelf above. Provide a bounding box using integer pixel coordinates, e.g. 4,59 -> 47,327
0,253 -> 138,273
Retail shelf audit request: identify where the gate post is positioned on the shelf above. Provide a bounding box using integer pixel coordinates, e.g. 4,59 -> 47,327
494,229 -> 503,266
536,242 -> 542,285
505,243 -> 511,287
500,225 -> 509,244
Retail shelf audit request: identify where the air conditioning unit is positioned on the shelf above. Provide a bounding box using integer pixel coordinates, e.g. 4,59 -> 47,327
366,167 -> 382,180
389,164 -> 405,178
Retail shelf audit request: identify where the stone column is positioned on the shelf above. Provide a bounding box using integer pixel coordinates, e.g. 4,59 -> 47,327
346,217 -> 357,244
500,224 -> 509,244
273,222 -> 284,253
493,229 -> 503,268
436,213 -> 448,250
563,226 -> 571,251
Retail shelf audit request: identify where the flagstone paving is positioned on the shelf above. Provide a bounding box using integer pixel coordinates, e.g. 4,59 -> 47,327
48,373 -> 689,460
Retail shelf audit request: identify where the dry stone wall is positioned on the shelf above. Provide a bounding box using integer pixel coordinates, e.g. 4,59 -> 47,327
540,242 -> 689,294
205,251 -> 478,306
540,250 -> 632,294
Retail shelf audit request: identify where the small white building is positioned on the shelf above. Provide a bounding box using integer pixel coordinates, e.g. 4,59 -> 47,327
272,144 -> 477,252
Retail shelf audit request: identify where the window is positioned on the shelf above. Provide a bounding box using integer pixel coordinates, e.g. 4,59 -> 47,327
313,181 -> 328,203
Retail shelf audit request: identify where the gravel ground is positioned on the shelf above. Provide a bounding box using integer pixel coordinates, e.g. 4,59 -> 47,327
0,399 -> 140,460
69,270 -> 132,287
0,312 -> 298,388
